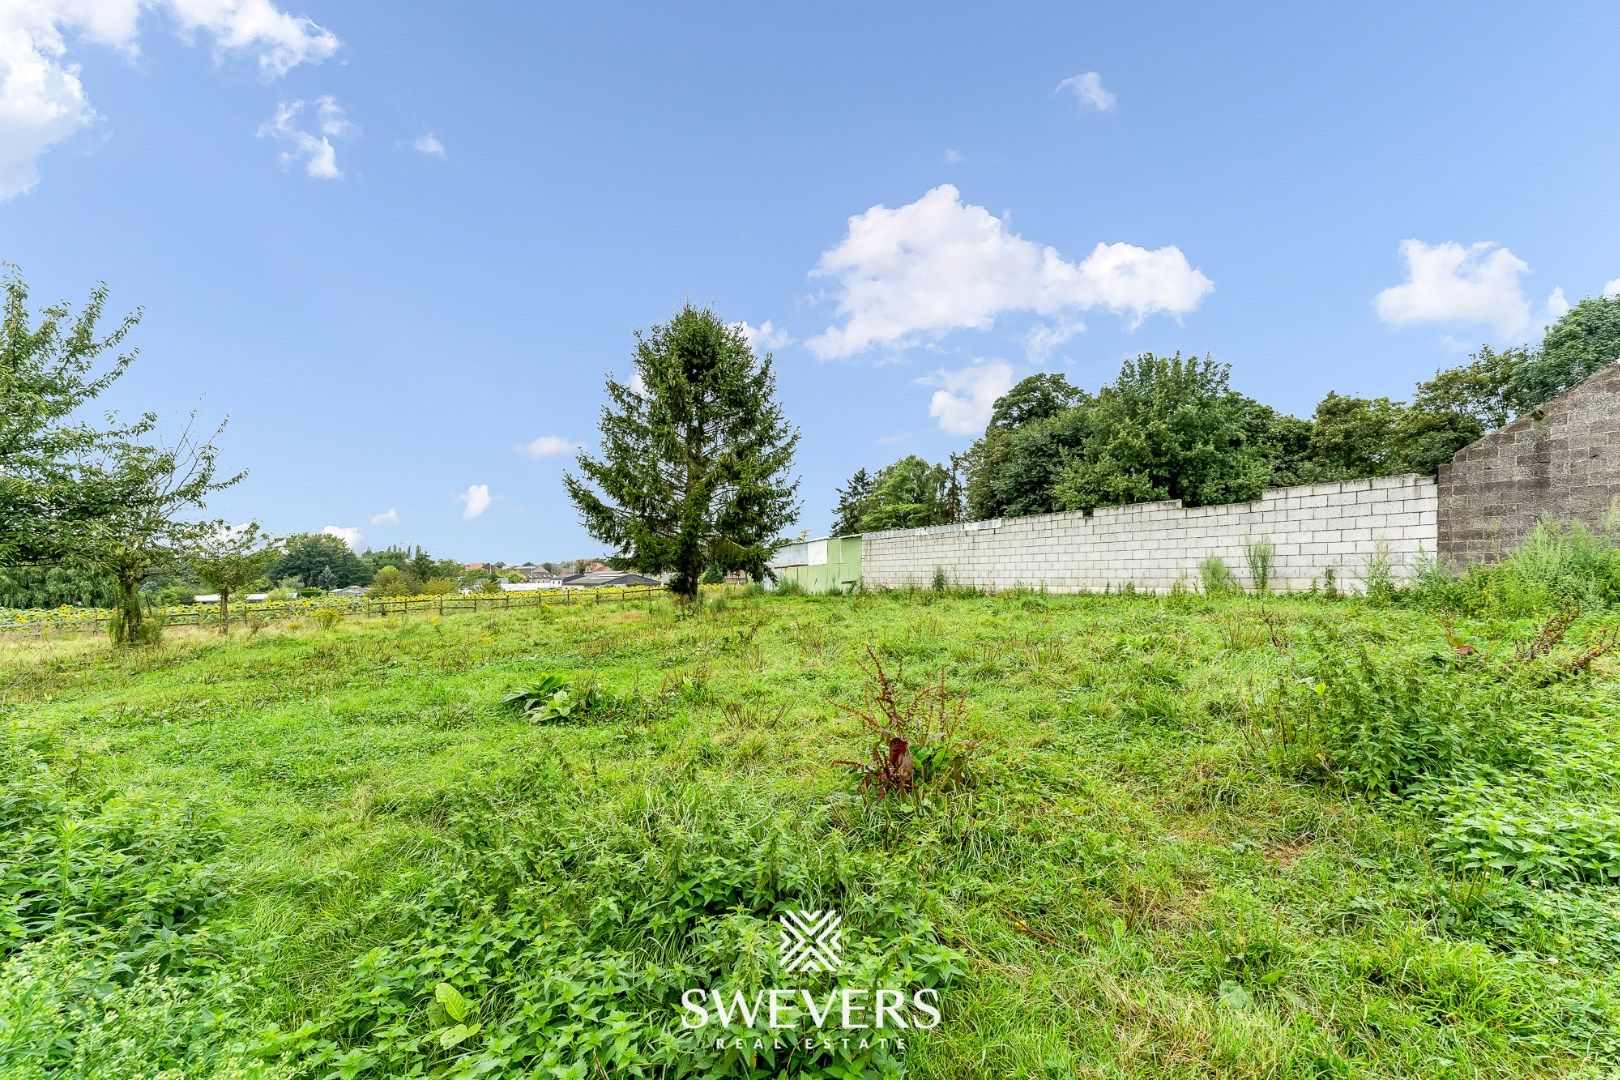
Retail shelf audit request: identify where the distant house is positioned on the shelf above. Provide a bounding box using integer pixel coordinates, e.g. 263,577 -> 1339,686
330,585 -> 368,599
465,562 -> 490,571
193,592 -> 274,604
582,561 -> 613,574
511,563 -> 563,585
560,570 -> 663,588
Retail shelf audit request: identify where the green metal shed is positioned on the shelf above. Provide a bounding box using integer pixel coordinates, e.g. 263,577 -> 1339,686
769,535 -> 862,593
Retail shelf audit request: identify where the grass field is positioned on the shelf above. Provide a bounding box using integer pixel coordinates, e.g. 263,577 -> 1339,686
2,584 -> 1619,1078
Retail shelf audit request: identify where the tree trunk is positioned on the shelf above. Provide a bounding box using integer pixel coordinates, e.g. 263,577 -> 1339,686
220,588 -> 230,635
113,570 -> 144,646
670,538 -> 701,603
670,573 -> 699,603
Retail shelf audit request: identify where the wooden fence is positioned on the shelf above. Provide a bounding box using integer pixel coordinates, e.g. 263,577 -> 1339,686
0,584 -> 671,636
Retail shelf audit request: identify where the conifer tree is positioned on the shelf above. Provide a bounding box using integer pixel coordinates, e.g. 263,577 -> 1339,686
565,305 -> 800,601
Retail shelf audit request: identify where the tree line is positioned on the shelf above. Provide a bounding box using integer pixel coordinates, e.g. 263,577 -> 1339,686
11,264 -> 1609,625
831,294 -> 1620,532
0,268 -> 514,632
0,523 -> 511,616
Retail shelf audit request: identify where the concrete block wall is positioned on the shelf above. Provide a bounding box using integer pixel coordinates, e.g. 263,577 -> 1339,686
859,474 -> 1437,594
1438,362 -> 1620,567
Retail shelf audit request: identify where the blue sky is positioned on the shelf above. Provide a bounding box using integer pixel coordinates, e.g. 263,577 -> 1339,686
4,2 -> 1618,562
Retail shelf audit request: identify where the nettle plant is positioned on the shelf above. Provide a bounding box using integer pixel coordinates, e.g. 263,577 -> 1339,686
830,646 -> 979,804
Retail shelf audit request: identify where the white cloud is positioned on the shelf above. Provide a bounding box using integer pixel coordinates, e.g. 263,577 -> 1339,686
1542,286 -> 1570,324
0,18 -> 95,198
942,148 -> 962,164
321,524 -> 363,550
166,0 -> 339,76
807,185 -> 1212,358
734,319 -> 790,352
1054,71 -> 1116,113
411,130 -> 444,157
1023,317 -> 1086,362
258,95 -> 352,179
460,483 -> 493,520
1374,239 -> 1566,341
0,0 -> 338,199
368,508 -> 398,526
518,435 -> 579,459
211,520 -> 255,543
875,431 -> 912,445
314,95 -> 350,135
922,361 -> 1014,436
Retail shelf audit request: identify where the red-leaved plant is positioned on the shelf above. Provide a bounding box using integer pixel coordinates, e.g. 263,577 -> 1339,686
830,645 -> 977,802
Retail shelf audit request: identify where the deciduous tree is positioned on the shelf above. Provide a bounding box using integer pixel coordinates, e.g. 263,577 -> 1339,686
1414,345 -> 1524,430
965,407 -> 1092,520
190,521 -> 277,634
0,268 -> 148,566
271,533 -> 371,589
855,455 -> 958,532
79,418 -> 243,645
1307,392 -> 1410,481
987,372 -> 1084,431
1054,354 -> 1274,512
1512,295 -> 1620,410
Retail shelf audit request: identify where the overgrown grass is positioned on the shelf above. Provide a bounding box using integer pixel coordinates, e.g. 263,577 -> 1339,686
1,572 -> 1618,1077
1417,517 -> 1620,618
1199,556 -> 1242,596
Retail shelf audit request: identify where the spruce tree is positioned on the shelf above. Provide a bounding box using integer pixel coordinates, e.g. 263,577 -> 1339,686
830,468 -> 874,536
564,305 -> 800,602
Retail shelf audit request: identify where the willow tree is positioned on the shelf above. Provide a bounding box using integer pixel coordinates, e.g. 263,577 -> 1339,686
564,305 -> 800,602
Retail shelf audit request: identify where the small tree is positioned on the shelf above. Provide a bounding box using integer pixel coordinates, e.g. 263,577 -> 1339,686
369,566 -> 423,597
564,305 -> 800,602
190,522 -> 277,634
80,418 -> 242,645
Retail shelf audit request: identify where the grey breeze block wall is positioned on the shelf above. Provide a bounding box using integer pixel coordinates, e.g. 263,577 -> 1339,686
1438,362 -> 1620,567
859,474 -> 1438,594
